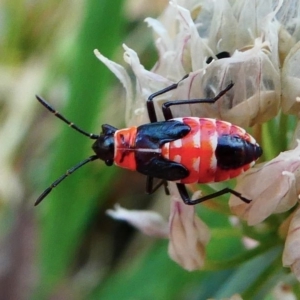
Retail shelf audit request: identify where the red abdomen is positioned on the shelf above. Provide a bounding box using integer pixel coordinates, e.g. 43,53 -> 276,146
161,117 -> 258,184
113,117 -> 261,184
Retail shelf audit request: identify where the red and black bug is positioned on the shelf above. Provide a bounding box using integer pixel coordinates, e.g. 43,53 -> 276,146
35,75 -> 262,206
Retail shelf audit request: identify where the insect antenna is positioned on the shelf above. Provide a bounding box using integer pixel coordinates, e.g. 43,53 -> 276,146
36,95 -> 99,139
35,155 -> 98,206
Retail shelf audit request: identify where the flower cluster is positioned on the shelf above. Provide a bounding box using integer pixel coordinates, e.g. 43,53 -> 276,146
95,0 -> 300,281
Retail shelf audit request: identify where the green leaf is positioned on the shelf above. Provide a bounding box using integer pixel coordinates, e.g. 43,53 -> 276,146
89,241 -> 204,300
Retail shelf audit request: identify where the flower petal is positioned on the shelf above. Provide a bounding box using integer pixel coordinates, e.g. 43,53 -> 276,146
230,141 -> 300,225
122,44 -> 173,125
282,206 -> 300,281
282,41 -> 300,114
168,189 -> 210,271
198,38 -> 280,128
106,204 -> 169,238
94,49 -> 133,124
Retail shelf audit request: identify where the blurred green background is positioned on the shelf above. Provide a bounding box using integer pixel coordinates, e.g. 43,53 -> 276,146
0,0 -> 298,299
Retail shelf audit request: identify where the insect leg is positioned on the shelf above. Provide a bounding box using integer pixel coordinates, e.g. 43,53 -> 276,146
146,74 -> 189,123
162,82 -> 234,120
146,177 -> 169,195
144,74 -> 188,196
176,183 -> 251,205
206,51 -> 230,64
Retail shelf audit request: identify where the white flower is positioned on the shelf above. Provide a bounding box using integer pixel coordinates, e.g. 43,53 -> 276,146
107,186 -> 210,271
95,1 -> 284,128
282,41 -> 300,115
96,0 -> 300,274
283,206 -> 300,281
168,188 -> 210,271
229,141 -> 300,226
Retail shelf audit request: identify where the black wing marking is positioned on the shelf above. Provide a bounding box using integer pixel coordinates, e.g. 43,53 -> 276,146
136,120 -> 190,149
137,156 -> 189,181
